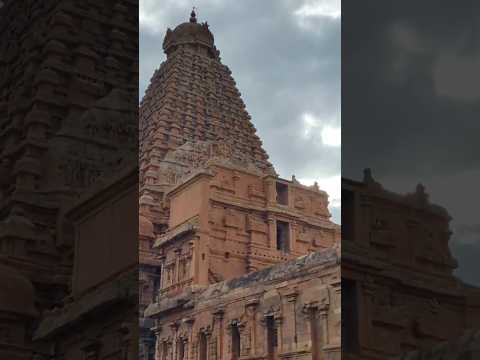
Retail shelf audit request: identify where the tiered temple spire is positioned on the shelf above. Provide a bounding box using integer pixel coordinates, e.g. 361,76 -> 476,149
140,10 -> 275,192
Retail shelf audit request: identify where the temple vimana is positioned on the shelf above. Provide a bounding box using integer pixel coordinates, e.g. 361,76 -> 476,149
0,1 -> 138,359
138,10 -> 341,360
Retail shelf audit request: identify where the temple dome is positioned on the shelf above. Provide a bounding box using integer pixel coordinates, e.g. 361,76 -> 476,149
0,262 -> 37,317
163,10 -> 216,57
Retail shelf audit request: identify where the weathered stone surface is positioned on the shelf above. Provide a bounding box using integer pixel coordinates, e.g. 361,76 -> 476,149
0,262 -> 38,359
147,249 -> 341,360
392,329 -> 480,360
139,10 -> 341,360
0,0 -> 138,358
33,268 -> 137,340
34,167 -> 138,359
0,0 -> 137,300
342,169 -> 480,359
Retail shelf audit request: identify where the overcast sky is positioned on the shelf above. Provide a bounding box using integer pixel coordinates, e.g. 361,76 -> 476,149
343,0 -> 480,286
139,0 -> 341,223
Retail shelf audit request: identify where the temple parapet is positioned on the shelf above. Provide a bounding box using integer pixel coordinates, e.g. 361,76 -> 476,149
342,170 -> 480,359
146,248 -> 341,360
152,162 -> 339,297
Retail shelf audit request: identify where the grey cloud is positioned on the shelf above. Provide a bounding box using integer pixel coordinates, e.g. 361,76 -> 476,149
343,1 -> 480,180
342,0 -> 480,284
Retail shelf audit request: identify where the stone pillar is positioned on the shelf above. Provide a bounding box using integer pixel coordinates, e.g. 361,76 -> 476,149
174,248 -> 181,284
319,305 -> 329,348
359,278 -> 375,349
213,308 -> 225,360
210,335 -> 218,360
267,215 -> 276,250
119,321 -> 138,360
170,322 -> 180,360
168,339 -> 174,360
152,325 -> 162,360
183,337 -> 189,360
275,316 -> 284,354
225,322 -> 233,359
265,178 -> 276,207
302,304 -> 323,360
189,239 -> 198,284
245,299 -> 259,356
238,322 -> 251,358
283,289 -> 299,353
184,317 -> 195,360
159,255 -> 166,290
290,222 -> 298,253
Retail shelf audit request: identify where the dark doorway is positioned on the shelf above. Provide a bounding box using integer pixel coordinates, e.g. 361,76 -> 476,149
266,316 -> 278,360
341,278 -> 358,353
276,221 -> 290,252
276,182 -> 288,205
231,323 -> 241,360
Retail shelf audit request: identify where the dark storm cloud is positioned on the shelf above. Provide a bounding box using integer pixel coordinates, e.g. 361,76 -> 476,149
451,224 -> 480,286
342,0 -> 480,285
140,0 -> 341,221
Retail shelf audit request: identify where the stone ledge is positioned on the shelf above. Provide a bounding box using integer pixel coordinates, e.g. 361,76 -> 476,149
392,329 -> 480,359
146,248 -> 339,318
33,269 -> 137,340
154,216 -> 200,247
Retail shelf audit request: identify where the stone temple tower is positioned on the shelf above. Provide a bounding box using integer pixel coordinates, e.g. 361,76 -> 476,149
138,9 -> 276,224
0,0 -> 137,312
139,10 -> 341,360
0,1 -> 138,358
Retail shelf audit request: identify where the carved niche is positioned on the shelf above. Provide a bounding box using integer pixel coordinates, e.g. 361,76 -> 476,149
224,208 -> 240,229
248,183 -> 265,200
297,225 -> 311,244
246,214 -> 267,233
370,216 -> 394,248
294,195 -> 306,210
212,172 -> 235,193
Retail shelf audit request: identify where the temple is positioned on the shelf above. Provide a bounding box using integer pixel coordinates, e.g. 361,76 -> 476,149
0,1 -> 138,359
342,169 -> 480,359
139,10 -> 341,360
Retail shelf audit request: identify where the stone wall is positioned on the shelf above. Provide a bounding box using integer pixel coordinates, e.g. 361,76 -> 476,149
342,170 -> 480,359
392,329 -> 480,360
0,0 -> 138,309
33,168 -> 138,360
147,249 -> 341,360
154,163 -> 339,296
0,1 -> 138,359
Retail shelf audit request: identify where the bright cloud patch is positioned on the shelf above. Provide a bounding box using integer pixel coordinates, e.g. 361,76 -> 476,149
299,175 -> 341,208
294,0 -> 341,19
321,126 -> 341,146
301,112 -> 340,147
139,0 -> 201,33
139,0 -> 169,33
302,113 -> 318,137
